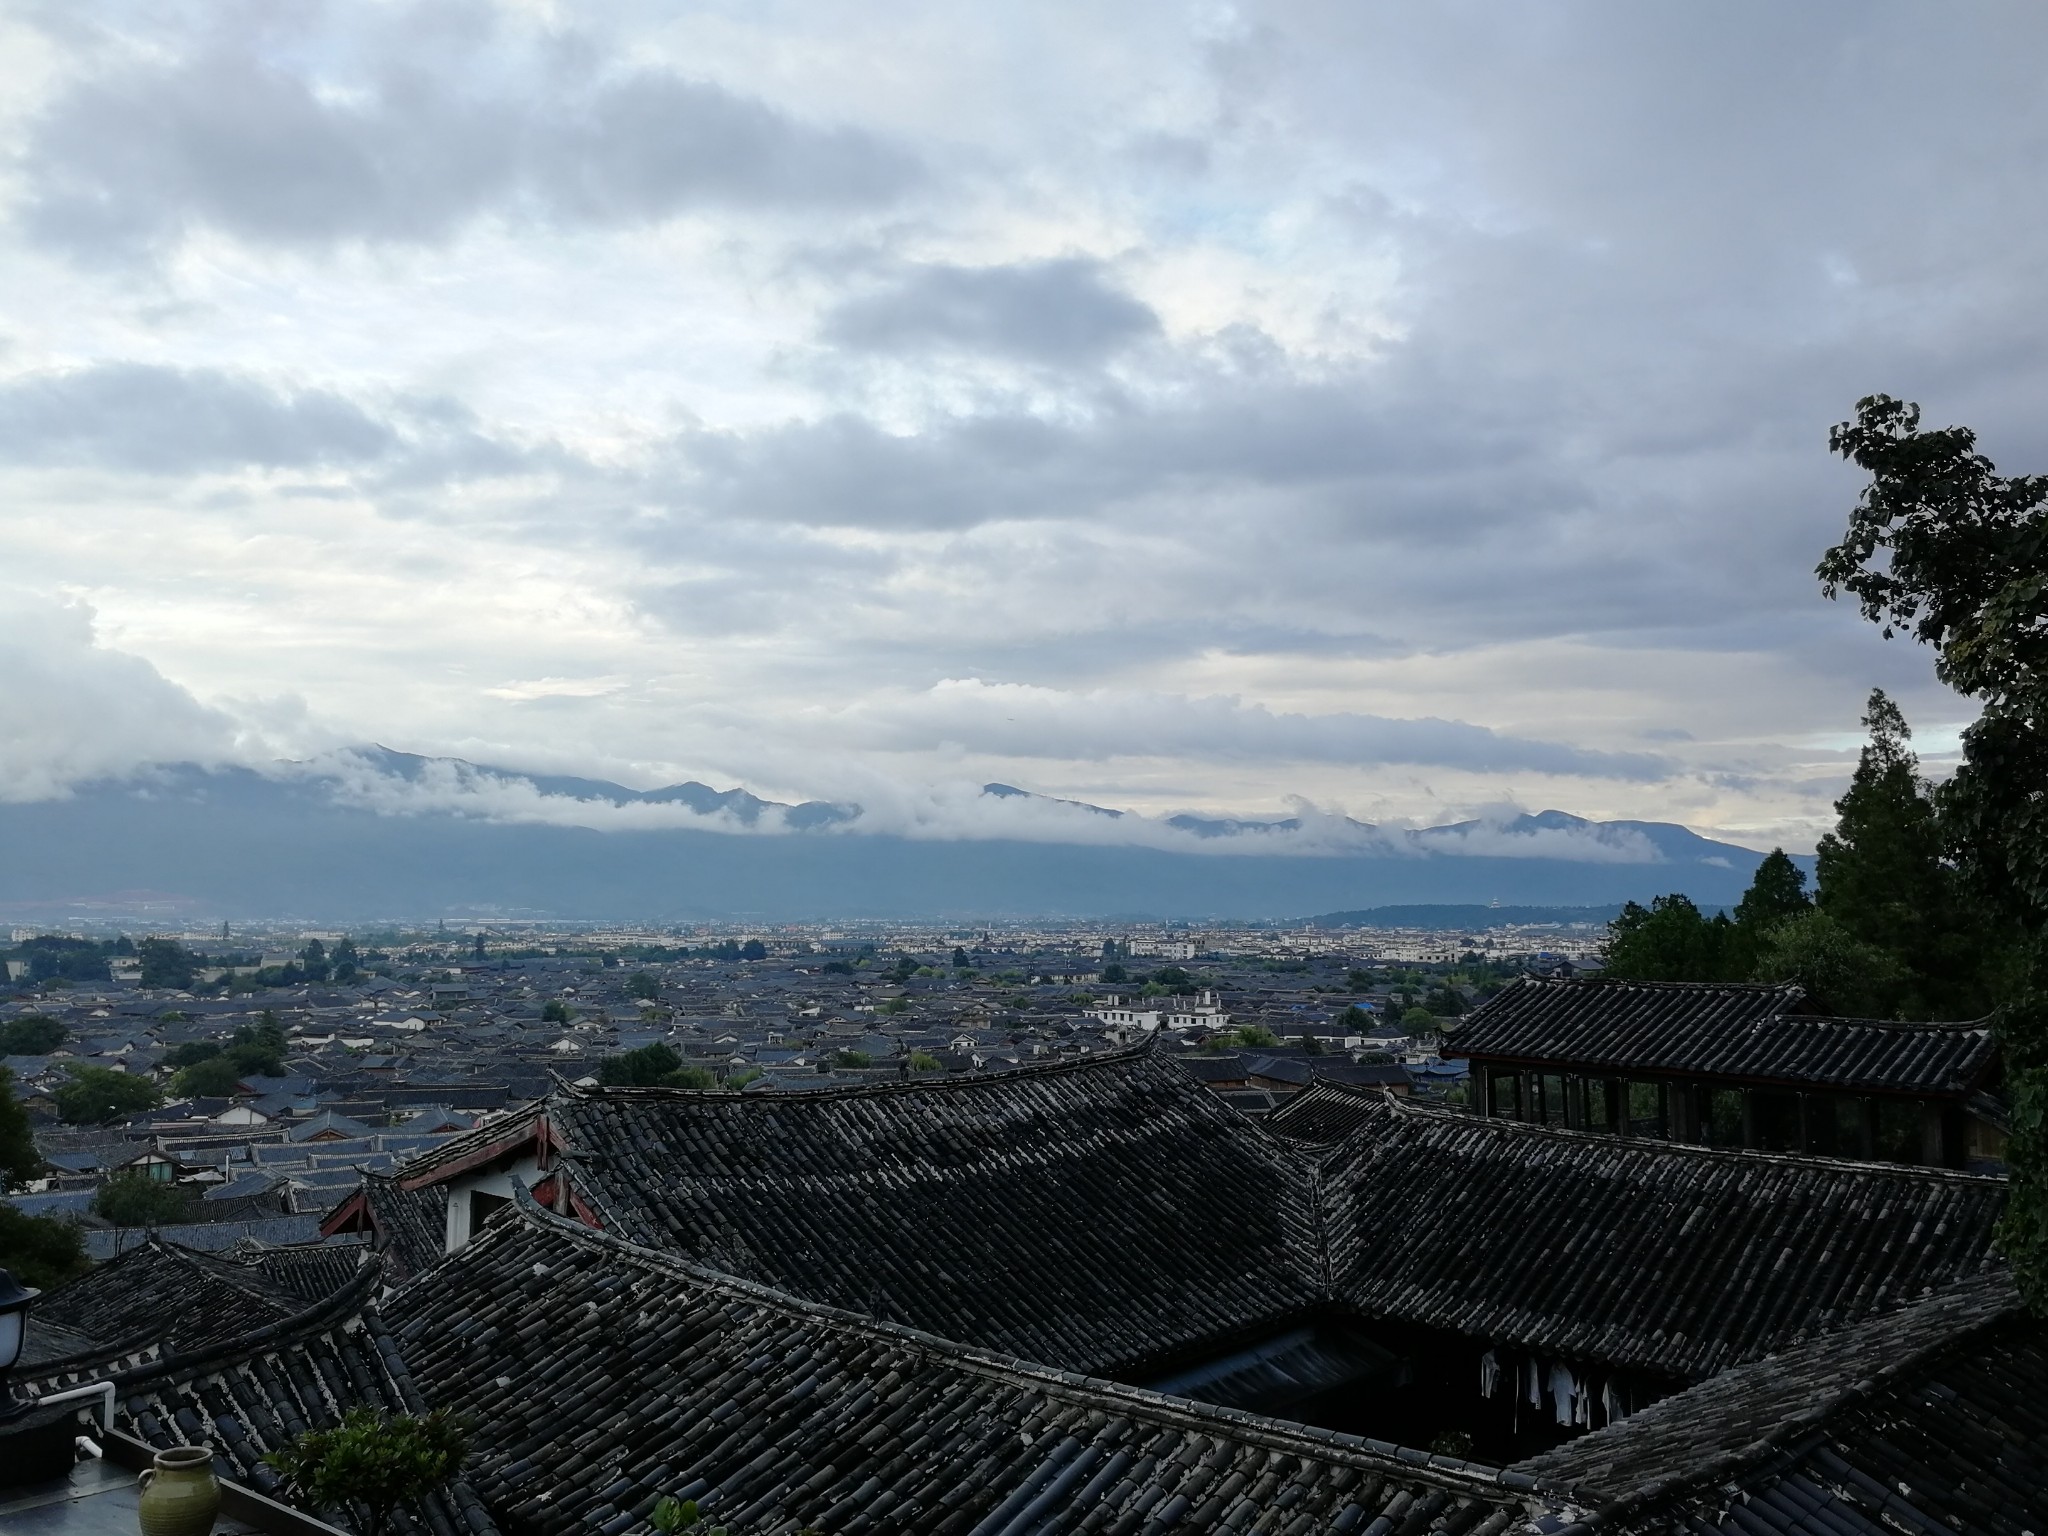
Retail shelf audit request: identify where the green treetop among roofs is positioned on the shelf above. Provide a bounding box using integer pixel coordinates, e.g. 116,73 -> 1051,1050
1817,393 -> 2048,1310
1609,395 -> 2048,1308
1605,692 -> 1995,1021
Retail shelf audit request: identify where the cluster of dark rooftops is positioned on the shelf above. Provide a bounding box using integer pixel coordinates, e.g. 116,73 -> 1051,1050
17,978 -> 2040,1535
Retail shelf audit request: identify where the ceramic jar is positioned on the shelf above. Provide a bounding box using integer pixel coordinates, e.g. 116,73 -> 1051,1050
136,1444 -> 221,1536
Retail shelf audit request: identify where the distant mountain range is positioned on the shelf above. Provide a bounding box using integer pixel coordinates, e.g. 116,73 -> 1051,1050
0,747 -> 1794,922
1305,903 -> 1626,930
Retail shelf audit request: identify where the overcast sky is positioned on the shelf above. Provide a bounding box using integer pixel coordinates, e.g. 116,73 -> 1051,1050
2,0 -> 2043,849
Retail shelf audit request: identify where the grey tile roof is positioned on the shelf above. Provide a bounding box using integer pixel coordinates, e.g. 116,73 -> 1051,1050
385,1195 -> 1537,1536
1264,1081 -> 1393,1143
332,1170 -> 449,1284
102,1265 -> 501,1536
236,1235 -> 371,1307
33,1236 -> 299,1358
542,1046 -> 1325,1377
1513,1272 -> 2022,1505
1522,1272 -> 2045,1535
83,1212 -> 332,1259
1446,978 -> 1996,1095
1321,1097 -> 2006,1379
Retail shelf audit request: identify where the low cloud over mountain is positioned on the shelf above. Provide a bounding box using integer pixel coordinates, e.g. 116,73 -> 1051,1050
0,748 -> 1781,921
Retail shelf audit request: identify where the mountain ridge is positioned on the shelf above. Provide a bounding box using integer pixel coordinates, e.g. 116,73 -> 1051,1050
0,748 -> 1793,921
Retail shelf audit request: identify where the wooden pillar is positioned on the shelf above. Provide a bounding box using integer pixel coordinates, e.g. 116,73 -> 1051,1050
1740,1090 -> 1758,1150
1859,1098 -> 1877,1160
1796,1095 -> 1814,1156
1672,1083 -> 1699,1143
1608,1078 -> 1627,1138
1920,1104 -> 1944,1166
1942,1105 -> 1969,1169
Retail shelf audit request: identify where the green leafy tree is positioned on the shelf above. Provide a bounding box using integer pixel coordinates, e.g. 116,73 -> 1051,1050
1227,1024 -> 1279,1048
1151,965 -> 1193,989
626,971 -> 662,1001
92,1170 -> 193,1227
1603,895 -> 1738,982
137,937 -> 197,990
724,1067 -> 764,1089
1335,1004 -> 1371,1030
164,1040 -> 223,1070
666,1066 -> 718,1089
266,1408 -> 469,1536
598,1043 -> 682,1086
1813,691 -> 1985,1016
54,1065 -> 160,1125
1751,911 -> 1906,1019
1297,1032 -> 1324,1055
21,936 -> 112,984
210,1017 -> 289,1079
331,936 -> 362,983
0,1067 -> 39,1189
907,1050 -> 943,1071
300,938 -> 331,983
173,1055 -> 247,1097
1399,1006 -> 1440,1034
952,947 -> 970,969
1100,962 -> 1127,984
739,939 -> 767,961
1734,848 -> 1813,934
1729,847 -> 1814,976
1820,394 -> 2048,1306
541,999 -> 573,1024
0,1015 -> 66,1055
0,1204 -> 90,1290
834,1049 -> 874,1068
1422,985 -> 1465,1017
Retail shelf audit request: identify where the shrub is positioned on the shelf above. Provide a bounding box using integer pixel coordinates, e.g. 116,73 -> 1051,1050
266,1408 -> 469,1536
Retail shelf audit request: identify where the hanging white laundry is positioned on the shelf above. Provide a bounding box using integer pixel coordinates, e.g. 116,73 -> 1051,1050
1549,1361 -> 1578,1427
1574,1382 -> 1592,1427
1603,1379 -> 1627,1423
1479,1350 -> 1500,1398
1526,1358 -> 1543,1408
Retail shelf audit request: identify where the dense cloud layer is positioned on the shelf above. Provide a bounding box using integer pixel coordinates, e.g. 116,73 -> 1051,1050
0,593 -> 241,801
0,363 -> 395,472
822,259 -> 1162,366
0,1 -> 2034,854
24,11 -> 919,259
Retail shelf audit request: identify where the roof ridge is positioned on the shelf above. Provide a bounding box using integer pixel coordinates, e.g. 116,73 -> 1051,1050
1777,1013 -> 1996,1032
1518,976 -> 1803,994
53,1256 -> 384,1391
563,1035 -> 1161,1104
1377,1094 -> 2010,1184
1519,1269 -> 2022,1514
491,1182 -> 1535,1498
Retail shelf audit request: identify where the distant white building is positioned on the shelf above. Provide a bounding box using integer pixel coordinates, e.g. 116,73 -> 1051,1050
1085,991 -> 1229,1033
1126,937 -> 1200,961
